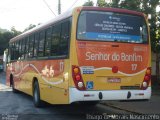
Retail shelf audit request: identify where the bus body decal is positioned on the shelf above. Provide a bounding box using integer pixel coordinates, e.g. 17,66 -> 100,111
8,63 -> 64,85
94,67 -> 147,76
77,41 -> 149,75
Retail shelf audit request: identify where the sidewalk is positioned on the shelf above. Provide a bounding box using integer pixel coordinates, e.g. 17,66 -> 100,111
102,87 -> 160,114
0,72 -> 11,91
0,72 -> 6,84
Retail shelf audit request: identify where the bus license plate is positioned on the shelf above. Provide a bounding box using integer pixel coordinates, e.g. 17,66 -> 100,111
107,78 -> 121,83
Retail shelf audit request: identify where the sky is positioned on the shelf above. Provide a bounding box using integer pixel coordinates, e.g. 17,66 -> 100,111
0,0 -> 159,31
0,0 -> 97,31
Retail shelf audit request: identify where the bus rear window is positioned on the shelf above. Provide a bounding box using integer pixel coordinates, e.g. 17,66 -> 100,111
77,11 -> 148,43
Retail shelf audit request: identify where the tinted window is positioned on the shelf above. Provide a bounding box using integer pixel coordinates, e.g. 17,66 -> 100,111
19,40 -> 22,59
21,39 -> 26,59
28,35 -> 35,58
9,18 -> 71,60
51,24 -> 61,56
77,11 -> 148,43
34,33 -> 39,58
15,41 -> 19,60
38,31 -> 45,57
45,28 -> 52,56
59,21 -> 70,56
10,43 -> 15,60
25,37 -> 29,59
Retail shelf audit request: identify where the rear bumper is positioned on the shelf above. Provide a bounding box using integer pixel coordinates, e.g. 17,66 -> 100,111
69,87 -> 151,103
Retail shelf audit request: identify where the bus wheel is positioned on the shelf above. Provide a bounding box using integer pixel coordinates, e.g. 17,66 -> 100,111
10,75 -> 18,93
33,81 -> 42,107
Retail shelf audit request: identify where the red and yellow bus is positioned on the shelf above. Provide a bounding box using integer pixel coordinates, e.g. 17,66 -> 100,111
6,6 -> 151,107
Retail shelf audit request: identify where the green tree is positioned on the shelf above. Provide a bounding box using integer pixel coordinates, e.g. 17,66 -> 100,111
0,31 -> 14,55
0,26 -> 21,55
120,0 -> 141,11
111,0 -> 120,8
11,26 -> 21,36
140,0 -> 160,79
97,0 -> 107,7
117,0 -> 160,52
83,0 -> 94,6
23,24 -> 36,32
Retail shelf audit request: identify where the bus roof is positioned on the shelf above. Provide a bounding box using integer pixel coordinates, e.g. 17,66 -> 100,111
81,6 -> 144,16
9,6 -> 145,43
9,9 -> 73,43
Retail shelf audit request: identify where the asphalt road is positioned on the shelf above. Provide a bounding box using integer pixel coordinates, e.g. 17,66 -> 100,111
0,72 -> 130,120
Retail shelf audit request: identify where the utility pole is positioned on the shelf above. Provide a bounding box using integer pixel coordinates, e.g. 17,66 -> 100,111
58,0 -> 61,15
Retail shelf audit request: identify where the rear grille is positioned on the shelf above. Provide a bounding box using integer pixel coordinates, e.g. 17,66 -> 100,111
120,86 -> 140,90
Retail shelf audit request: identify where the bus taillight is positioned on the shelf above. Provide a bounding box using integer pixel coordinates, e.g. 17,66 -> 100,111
146,68 -> 151,75
141,67 -> 151,90
75,75 -> 81,81
72,65 -> 86,90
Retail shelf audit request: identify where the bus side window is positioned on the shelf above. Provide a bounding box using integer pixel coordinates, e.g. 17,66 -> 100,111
18,41 -> 21,60
19,39 -> 23,59
45,27 -> 52,56
59,20 -> 70,56
38,31 -> 45,57
28,34 -> 35,58
21,39 -> 26,60
10,43 -> 14,60
51,24 -> 61,56
15,41 -> 19,60
19,40 -> 22,60
25,37 -> 29,59
34,33 -> 39,58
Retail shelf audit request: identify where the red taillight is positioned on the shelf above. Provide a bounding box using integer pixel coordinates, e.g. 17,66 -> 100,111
146,68 -> 151,75
72,65 -> 86,90
112,66 -> 118,73
144,75 -> 150,81
75,75 -> 81,81
141,67 -> 151,90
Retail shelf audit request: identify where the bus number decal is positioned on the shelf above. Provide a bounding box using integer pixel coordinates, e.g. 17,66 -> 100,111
131,64 -> 137,71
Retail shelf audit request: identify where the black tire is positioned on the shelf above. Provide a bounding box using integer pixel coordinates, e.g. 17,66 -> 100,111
10,75 -> 18,93
33,81 -> 43,107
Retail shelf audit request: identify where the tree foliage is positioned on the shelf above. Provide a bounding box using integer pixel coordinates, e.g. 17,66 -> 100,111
23,24 -> 36,32
0,31 -> 12,55
83,0 -> 94,6
120,0 -> 141,11
11,26 -> 21,36
0,24 -> 37,55
109,0 -> 120,8
0,27 -> 21,55
97,0 -> 107,7
141,0 -> 160,52
119,0 -> 160,52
